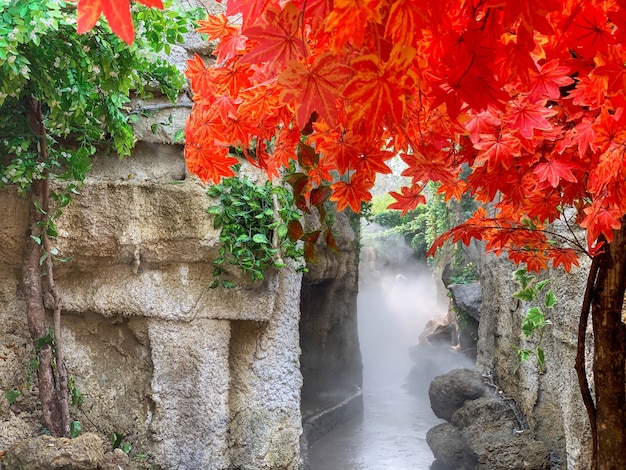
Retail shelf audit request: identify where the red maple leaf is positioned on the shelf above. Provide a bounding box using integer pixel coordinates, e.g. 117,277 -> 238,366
196,14 -> 238,41
184,141 -> 238,184
278,53 -> 352,129
77,0 -> 163,45
330,175 -> 373,213
227,0 -> 271,29
533,157 -> 579,188
580,201 -> 622,247
344,45 -> 417,131
527,60 -> 574,102
505,97 -> 556,139
186,54 -> 214,96
243,3 -> 307,74
324,0 -> 382,49
474,132 -> 521,169
549,248 -> 580,272
388,185 -> 426,216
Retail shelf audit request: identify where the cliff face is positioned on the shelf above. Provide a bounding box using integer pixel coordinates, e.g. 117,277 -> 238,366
0,147 -> 307,469
476,251 -> 593,469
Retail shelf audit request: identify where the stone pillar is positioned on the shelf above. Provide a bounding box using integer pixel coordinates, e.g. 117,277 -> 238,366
148,319 -> 231,469
228,268 -> 304,469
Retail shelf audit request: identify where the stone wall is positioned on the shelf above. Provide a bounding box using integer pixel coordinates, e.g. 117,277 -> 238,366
0,145 -> 306,469
476,250 -> 593,469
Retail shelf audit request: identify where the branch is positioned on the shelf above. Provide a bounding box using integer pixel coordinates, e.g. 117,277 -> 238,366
576,253 -> 600,470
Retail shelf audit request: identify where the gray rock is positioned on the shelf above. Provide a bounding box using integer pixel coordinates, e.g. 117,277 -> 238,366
429,369 -> 486,421
448,282 -> 482,321
475,435 -> 551,470
426,423 -> 475,469
4,433 -> 104,470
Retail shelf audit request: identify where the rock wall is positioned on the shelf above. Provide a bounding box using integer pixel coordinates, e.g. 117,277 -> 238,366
476,251 -> 593,469
0,2 -> 365,467
0,145 -> 306,469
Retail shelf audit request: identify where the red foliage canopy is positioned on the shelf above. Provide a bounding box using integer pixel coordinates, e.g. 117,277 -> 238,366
79,0 -> 626,272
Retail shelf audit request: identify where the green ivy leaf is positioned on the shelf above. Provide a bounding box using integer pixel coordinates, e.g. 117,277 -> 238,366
70,420 -> 82,438
252,233 -> 269,244
512,287 -> 535,302
544,289 -> 557,308
4,389 -> 21,404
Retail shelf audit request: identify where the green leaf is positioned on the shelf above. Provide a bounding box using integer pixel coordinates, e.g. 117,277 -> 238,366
252,233 -> 269,244
535,279 -> 551,292
30,235 -> 42,245
512,287 -> 535,302
513,269 -> 535,289
209,280 -> 219,289
517,349 -> 532,363
4,389 -> 21,404
522,307 -> 545,337
173,128 -> 185,143
537,347 -> 545,366
221,280 -> 237,289
70,420 -> 82,438
544,289 -> 557,308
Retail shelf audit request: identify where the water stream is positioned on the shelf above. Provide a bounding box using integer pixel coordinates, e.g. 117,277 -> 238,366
307,258 -> 474,469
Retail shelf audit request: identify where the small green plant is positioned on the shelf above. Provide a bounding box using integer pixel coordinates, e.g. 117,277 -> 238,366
112,432 -> 132,454
4,388 -> 21,404
206,175 -> 306,287
512,268 -> 556,374
69,420 -> 82,438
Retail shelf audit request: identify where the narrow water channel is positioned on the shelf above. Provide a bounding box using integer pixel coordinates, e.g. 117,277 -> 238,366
308,257 -> 473,469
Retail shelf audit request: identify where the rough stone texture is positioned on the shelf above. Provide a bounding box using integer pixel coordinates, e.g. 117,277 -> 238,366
427,423 -> 474,469
476,250 -> 593,468
228,264 -> 304,470
4,433 -> 104,470
0,151 -> 306,469
427,392 -> 551,470
148,319 -> 231,469
428,368 -> 486,421
99,449 -> 136,470
448,282 -> 482,321
299,211 -> 363,435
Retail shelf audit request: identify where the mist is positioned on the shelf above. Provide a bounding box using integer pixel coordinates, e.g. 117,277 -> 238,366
308,223 -> 475,469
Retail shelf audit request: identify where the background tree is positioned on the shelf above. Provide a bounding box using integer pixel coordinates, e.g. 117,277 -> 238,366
79,0 -> 626,467
0,0 -> 194,437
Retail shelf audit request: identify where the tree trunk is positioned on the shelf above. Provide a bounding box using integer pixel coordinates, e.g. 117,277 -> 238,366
591,221 -> 626,469
22,96 -> 71,438
23,180 -> 68,437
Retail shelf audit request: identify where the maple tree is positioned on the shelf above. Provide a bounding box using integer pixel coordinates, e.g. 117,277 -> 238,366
79,0 -> 626,467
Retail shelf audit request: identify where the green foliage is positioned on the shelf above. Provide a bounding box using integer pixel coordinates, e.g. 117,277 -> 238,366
70,420 -> 82,438
68,374 -> 84,408
449,262 -> 479,284
0,0 -> 195,193
512,269 -> 556,374
4,388 -> 21,404
112,432 -> 132,454
207,175 -> 306,287
367,182 -> 452,260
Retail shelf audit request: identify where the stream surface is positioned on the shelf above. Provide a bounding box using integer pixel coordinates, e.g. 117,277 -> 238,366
308,261 -> 472,470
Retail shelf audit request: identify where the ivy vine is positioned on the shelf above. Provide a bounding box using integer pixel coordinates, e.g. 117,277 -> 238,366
206,174 -> 307,288
512,268 -> 556,374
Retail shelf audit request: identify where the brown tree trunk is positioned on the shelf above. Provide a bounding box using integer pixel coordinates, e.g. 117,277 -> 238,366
22,97 -> 70,438
591,221 -> 626,470
23,180 -> 68,437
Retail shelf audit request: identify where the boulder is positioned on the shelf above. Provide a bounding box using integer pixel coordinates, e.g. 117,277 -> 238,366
4,433 -> 104,470
429,368 -> 486,421
426,423 -> 475,469
448,282 -> 482,321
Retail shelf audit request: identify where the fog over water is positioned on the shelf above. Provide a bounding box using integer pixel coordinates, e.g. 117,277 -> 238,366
307,227 -> 475,469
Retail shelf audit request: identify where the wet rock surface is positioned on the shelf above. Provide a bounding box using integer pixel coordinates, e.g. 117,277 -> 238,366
426,369 -> 551,470
429,368 -> 486,421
